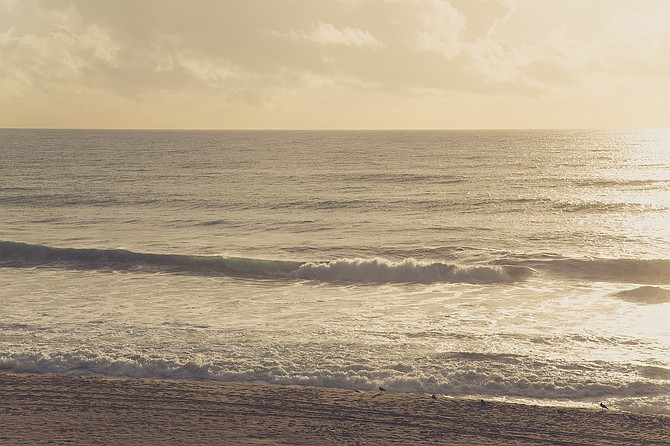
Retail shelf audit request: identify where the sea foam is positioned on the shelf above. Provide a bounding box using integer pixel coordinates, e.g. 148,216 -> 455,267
288,257 -> 535,284
2,350 -> 668,414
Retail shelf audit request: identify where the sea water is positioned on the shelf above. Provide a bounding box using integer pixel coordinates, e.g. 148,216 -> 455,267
1,129 -> 669,413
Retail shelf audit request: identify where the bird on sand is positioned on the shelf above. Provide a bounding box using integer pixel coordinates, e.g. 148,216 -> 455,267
599,402 -> 608,410
431,394 -> 437,400
378,386 -> 387,392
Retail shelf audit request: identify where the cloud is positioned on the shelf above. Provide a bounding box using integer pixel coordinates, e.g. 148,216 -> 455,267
414,0 -> 466,58
0,0 -> 537,102
0,21 -> 119,104
2,0 -> 670,128
597,6 -> 670,75
289,22 -> 384,48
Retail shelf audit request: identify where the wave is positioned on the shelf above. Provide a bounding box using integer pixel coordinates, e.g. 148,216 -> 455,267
0,241 -> 301,279
548,200 -> 665,213
2,351 -> 668,414
638,366 -> 670,380
0,241 -> 534,284
611,286 -> 670,305
3,241 -> 669,286
575,178 -> 670,188
288,258 -> 535,284
498,256 -> 670,285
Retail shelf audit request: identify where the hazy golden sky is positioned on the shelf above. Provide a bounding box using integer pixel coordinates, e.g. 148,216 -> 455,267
2,0 -> 670,129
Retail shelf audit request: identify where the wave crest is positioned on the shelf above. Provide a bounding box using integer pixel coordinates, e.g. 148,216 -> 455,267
288,258 -> 536,284
612,286 -> 670,305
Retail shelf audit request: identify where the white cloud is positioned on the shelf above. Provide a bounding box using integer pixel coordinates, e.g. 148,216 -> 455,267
290,22 -> 384,49
414,0 -> 466,58
77,24 -> 120,66
0,26 -> 14,45
0,3 -> 121,101
599,7 -> 670,71
176,52 -> 237,85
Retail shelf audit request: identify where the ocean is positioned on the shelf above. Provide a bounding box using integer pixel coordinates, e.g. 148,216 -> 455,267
1,128 -> 669,414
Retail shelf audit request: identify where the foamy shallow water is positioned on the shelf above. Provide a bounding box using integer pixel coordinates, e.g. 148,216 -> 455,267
2,264 -> 668,413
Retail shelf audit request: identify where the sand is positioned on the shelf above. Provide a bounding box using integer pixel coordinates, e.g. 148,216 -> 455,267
1,374 -> 668,445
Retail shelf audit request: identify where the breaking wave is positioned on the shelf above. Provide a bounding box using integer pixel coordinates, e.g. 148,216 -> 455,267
0,241 -> 535,284
288,258 -> 535,284
3,241 -> 669,285
1,351 -> 668,414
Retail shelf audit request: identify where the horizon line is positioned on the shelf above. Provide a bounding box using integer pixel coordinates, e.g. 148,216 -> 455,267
2,126 -> 668,132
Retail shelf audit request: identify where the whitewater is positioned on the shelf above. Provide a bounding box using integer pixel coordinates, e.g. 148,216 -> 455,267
1,129 -> 669,414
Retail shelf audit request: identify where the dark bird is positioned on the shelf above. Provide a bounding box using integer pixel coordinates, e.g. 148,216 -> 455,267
431,394 -> 437,400
379,386 -> 387,392
354,389 -> 362,393
599,402 -> 608,410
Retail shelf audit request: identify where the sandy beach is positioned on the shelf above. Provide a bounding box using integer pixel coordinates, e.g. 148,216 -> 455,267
0,374 -> 668,445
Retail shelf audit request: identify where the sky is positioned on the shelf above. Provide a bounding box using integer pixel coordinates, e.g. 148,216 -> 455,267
2,0 -> 670,129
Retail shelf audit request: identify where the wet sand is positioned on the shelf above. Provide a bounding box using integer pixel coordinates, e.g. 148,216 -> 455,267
1,373 -> 668,445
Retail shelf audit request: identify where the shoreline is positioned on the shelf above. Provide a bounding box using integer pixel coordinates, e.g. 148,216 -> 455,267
2,373 -> 669,445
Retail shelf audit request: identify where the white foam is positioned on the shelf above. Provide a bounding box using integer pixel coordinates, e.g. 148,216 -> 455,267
288,258 -> 535,284
2,350 -> 669,414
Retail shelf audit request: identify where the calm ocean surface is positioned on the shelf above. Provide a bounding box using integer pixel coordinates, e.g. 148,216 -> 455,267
1,129 -> 669,413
